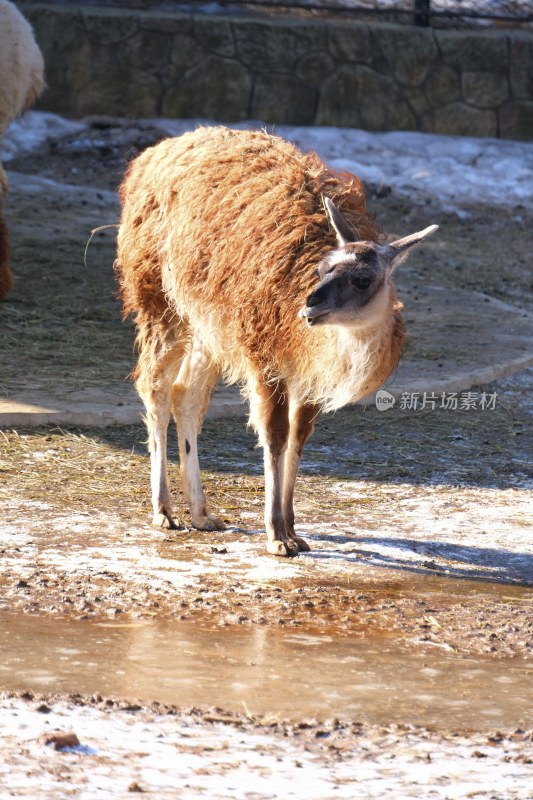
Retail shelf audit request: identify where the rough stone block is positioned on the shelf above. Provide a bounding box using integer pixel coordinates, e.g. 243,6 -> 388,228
424,64 -> 461,107
162,56 -> 252,121
233,19 -> 327,73
125,31 -> 172,75
78,68 -> 161,117
193,16 -> 236,58
88,40 -> 125,82
328,24 -> 374,64
437,32 -> 508,72
83,8 -> 139,45
90,28 -> 172,88
499,100 -> 533,140
25,5 -> 85,47
142,12 -> 194,35
374,26 -> 439,86
403,87 -> 430,118
252,74 -> 317,125
26,8 -> 90,112
296,51 -> 335,85
167,34 -> 204,71
510,36 -> 533,99
315,65 -> 363,128
316,65 -> 417,131
422,102 -> 498,137
462,71 -> 509,109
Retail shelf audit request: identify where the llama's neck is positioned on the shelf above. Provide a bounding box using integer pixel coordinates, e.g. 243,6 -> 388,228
291,312 -> 401,412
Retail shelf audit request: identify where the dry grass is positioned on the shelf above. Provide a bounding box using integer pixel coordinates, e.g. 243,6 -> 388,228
0,216 -> 131,394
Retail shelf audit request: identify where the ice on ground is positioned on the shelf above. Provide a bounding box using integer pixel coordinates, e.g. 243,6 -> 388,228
2,111 -> 533,210
5,171 -> 118,207
1,112 -> 84,162
1,698 -> 532,800
270,126 -> 533,210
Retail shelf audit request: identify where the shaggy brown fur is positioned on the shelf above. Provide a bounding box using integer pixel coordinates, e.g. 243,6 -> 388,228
116,126 -> 415,556
118,128 -> 402,397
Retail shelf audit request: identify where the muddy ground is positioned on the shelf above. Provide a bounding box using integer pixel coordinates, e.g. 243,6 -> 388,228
0,118 -> 532,795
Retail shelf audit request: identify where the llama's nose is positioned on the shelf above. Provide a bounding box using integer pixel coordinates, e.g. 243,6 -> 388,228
306,291 -> 322,308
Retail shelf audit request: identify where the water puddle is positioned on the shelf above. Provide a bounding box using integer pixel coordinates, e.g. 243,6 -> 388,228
1,612 -> 531,730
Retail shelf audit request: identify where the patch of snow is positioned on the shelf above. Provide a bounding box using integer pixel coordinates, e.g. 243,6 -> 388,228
6,171 -> 118,208
1,111 -> 84,162
278,126 -> 533,209
1,698 -> 532,800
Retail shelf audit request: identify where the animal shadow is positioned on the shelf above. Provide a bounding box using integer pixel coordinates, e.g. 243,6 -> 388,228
306,533 -> 533,587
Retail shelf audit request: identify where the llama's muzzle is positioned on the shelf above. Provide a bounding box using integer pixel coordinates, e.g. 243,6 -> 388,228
299,304 -> 331,326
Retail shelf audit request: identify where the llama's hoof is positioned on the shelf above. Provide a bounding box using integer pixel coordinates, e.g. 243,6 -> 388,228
267,538 -> 300,557
292,535 -> 311,552
152,511 -> 186,531
192,514 -> 226,531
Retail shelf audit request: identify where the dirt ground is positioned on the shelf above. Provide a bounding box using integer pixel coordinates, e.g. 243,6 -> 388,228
0,117 -> 532,796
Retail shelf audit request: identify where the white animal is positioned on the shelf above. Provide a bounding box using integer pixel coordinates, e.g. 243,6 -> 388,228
0,0 -> 44,298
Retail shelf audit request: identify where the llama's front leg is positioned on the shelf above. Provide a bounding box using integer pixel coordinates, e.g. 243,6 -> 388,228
138,384 -> 185,530
147,400 -> 182,529
136,325 -> 186,530
250,380 -> 299,557
282,402 -> 319,552
173,341 -> 224,532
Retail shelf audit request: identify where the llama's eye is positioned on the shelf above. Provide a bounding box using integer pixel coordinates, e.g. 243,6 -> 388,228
351,275 -> 372,290
325,266 -> 335,275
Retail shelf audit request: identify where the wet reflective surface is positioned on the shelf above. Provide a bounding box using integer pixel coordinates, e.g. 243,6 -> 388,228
1,612 -> 531,730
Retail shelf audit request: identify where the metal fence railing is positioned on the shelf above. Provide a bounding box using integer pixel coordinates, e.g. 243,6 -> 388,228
200,0 -> 533,28
23,1 -> 533,29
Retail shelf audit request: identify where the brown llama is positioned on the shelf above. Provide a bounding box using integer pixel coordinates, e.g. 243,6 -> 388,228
116,126 -> 437,556
0,0 -> 44,299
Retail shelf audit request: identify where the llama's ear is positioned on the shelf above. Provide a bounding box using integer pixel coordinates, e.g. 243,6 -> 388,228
323,196 -> 357,246
381,224 -> 439,273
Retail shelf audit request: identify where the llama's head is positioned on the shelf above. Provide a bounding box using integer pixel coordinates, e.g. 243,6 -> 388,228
300,197 -> 438,329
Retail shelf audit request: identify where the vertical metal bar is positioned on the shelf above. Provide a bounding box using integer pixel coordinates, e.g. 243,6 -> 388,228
414,0 -> 431,26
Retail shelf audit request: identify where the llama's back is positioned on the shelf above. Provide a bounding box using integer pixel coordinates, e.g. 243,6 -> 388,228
117,126 -> 378,385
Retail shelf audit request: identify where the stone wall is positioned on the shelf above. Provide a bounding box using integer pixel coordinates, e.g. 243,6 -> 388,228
19,2 -> 533,139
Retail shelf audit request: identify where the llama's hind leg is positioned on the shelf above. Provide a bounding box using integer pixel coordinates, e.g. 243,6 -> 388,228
136,323 -> 186,530
172,338 -> 224,531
